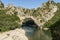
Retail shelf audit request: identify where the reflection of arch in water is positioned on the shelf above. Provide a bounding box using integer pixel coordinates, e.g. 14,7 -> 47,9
22,18 -> 39,29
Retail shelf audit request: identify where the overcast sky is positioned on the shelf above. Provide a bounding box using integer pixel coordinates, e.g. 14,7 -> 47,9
1,0 -> 60,8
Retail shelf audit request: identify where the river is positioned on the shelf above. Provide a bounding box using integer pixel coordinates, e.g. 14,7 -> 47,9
22,26 -> 52,40
22,18 -> 52,40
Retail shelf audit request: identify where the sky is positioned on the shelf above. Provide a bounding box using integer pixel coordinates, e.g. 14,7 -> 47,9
1,0 -> 60,9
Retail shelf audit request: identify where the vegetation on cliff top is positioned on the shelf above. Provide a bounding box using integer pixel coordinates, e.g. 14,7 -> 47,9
0,9 -> 21,32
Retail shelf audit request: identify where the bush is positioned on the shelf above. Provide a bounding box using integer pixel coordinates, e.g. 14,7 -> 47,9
43,3 -> 60,28
0,10 -> 21,32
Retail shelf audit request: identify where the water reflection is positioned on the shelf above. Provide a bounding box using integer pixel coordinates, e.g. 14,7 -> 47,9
22,18 -> 52,40
22,26 -> 40,40
22,27 -> 34,36
22,26 -> 52,40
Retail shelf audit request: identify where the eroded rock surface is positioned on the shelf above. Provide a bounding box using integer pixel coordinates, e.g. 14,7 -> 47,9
0,28 -> 28,40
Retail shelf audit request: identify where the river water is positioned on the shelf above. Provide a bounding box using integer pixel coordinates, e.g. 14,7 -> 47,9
22,27 -> 40,40
22,27 -> 52,40
22,19 -> 52,40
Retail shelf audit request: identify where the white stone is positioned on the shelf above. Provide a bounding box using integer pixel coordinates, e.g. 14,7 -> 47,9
0,28 -> 28,40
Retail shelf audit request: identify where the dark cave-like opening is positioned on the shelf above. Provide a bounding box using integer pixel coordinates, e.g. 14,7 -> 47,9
21,18 -> 40,40
22,18 -> 39,29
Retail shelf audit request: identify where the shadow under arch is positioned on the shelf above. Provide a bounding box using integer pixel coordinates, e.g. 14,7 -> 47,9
22,18 -> 39,29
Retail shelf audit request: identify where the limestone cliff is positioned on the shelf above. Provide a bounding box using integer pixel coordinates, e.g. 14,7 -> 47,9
0,0 -> 60,40
5,1 -> 58,29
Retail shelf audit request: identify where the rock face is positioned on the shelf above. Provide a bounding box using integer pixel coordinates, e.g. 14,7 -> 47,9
0,0 -> 59,40
5,1 -> 58,29
0,28 -> 28,40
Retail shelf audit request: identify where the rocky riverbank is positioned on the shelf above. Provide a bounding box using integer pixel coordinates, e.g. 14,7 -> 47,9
0,28 -> 28,40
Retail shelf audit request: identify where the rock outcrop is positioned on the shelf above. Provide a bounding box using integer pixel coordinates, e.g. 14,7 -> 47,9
0,28 -> 28,40
5,1 -> 58,29
0,0 -> 59,40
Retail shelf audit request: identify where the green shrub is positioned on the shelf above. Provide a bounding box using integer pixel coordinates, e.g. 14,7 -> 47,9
43,3 -> 60,28
0,10 -> 21,32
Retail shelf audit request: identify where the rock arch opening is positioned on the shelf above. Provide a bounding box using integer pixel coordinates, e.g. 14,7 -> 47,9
22,18 -> 39,29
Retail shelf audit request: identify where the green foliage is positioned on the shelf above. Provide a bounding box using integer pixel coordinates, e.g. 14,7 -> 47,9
41,3 -> 60,39
50,18 -> 60,40
43,10 -> 60,28
43,3 -> 60,28
31,9 -> 41,17
23,18 -> 32,23
0,10 -> 21,32
0,2 -> 4,8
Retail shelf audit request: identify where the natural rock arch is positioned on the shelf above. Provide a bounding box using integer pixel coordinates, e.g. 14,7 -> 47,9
22,18 -> 39,29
